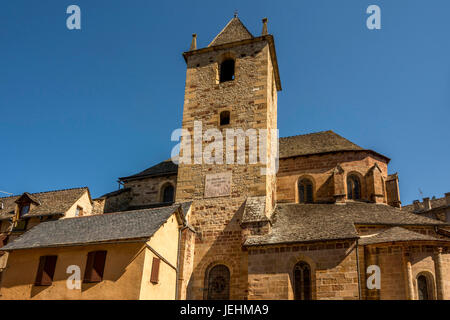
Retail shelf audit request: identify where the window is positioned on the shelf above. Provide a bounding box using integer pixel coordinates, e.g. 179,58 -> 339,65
75,206 -> 83,217
294,261 -> 312,300
219,111 -> 230,126
298,179 -> 313,203
83,251 -> 107,283
347,175 -> 361,200
219,59 -> 235,82
417,274 -> 434,300
205,264 -> 230,300
19,204 -> 30,217
35,255 -> 58,286
162,184 -> 175,203
150,257 -> 160,284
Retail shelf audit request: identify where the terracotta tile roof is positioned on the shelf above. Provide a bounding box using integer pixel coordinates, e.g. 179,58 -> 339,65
2,204 -> 182,251
359,226 -> 449,245
208,17 -> 254,47
119,159 -> 178,182
244,202 -> 447,246
0,187 -> 89,220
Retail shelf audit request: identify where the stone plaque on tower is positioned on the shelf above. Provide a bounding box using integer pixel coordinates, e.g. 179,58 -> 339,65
204,172 -> 232,198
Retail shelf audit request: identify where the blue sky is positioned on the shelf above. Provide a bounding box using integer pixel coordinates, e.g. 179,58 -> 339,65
0,0 -> 449,205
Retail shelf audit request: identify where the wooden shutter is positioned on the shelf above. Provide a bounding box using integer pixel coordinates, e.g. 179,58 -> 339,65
35,256 -> 57,286
150,257 -> 160,284
92,251 -> 107,281
84,251 -> 107,283
35,256 -> 46,285
83,251 -> 95,282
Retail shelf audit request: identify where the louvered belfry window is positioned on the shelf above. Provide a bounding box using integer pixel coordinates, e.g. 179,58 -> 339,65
83,251 -> 107,283
35,255 -> 58,286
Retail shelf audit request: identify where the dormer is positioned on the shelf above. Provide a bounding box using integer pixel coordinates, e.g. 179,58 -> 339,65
15,192 -> 41,219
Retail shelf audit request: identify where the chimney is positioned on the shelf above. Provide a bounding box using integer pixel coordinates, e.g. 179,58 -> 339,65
445,192 -> 450,206
423,197 -> 431,210
261,18 -> 268,35
189,34 -> 197,51
413,200 -> 420,212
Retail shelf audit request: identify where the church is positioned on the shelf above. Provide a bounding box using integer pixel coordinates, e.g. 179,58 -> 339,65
0,16 -> 449,300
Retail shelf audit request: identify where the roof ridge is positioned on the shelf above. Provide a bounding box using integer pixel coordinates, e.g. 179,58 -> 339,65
279,130 -> 334,140
101,204 -> 180,217
0,187 -> 89,199
38,204 -> 180,222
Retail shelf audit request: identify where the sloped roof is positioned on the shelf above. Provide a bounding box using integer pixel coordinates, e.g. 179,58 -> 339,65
0,187 -> 89,220
244,202 -> 447,246
2,204 -> 182,251
208,17 -> 254,47
16,192 -> 41,205
119,159 -> 178,182
279,131 -> 365,158
244,203 -> 358,246
403,196 -> 448,213
242,196 -> 267,224
359,226 -> 449,245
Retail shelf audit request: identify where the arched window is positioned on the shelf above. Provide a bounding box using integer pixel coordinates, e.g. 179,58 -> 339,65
219,59 -> 235,82
294,261 -> 312,300
347,175 -> 361,200
417,274 -> 433,300
220,111 -> 230,126
298,179 -> 313,203
161,184 -> 174,203
205,264 -> 230,300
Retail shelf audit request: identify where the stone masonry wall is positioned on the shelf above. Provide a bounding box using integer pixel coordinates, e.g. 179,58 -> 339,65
247,240 -> 360,300
124,174 -> 177,207
277,152 -> 389,204
176,38 -> 279,300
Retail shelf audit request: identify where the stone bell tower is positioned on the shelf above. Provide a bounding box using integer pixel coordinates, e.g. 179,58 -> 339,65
175,16 -> 281,300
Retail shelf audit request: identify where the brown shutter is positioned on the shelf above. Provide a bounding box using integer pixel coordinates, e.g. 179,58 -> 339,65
150,257 -> 160,284
35,256 -> 46,285
42,256 -> 57,285
83,251 -> 95,282
84,251 -> 107,283
92,251 -> 107,281
35,256 -> 57,286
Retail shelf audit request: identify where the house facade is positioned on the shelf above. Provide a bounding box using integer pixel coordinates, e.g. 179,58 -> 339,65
0,205 -> 185,299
